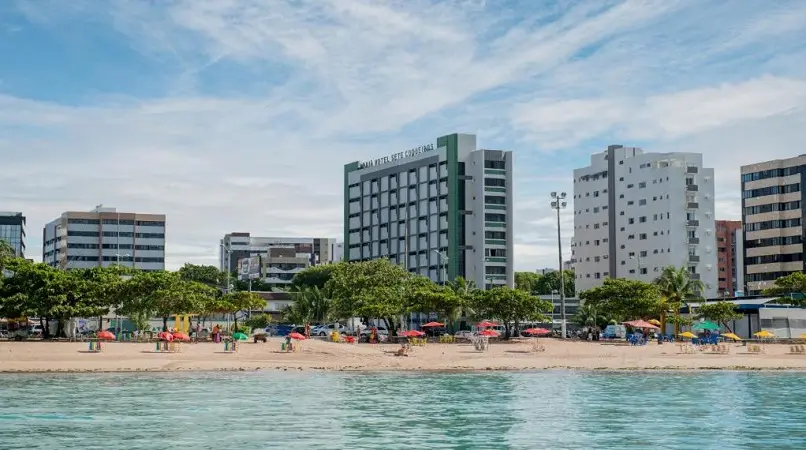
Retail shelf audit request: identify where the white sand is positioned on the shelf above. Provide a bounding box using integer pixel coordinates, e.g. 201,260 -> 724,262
2,338 -> 806,373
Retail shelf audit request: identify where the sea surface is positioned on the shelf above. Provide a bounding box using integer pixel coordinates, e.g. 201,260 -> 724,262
0,371 -> 804,449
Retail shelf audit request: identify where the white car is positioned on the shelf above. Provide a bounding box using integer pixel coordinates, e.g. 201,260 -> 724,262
311,324 -> 348,337
454,330 -> 474,341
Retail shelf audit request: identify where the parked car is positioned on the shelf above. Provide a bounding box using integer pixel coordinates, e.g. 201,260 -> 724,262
454,330 -> 474,341
28,325 -> 43,337
311,324 -> 348,337
360,326 -> 388,337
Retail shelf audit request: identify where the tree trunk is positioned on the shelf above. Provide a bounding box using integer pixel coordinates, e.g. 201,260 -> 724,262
659,312 -> 666,336
514,320 -> 521,339
503,323 -> 511,340
233,313 -> 239,331
674,310 -> 680,336
39,317 -> 46,339
98,316 -> 103,333
162,317 -> 168,331
56,319 -> 63,338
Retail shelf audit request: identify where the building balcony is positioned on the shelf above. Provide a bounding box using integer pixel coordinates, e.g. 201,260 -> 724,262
687,220 -> 699,227
686,185 -> 699,192
688,255 -> 700,263
686,166 -> 699,174
689,273 -> 701,280
689,237 -> 700,244
687,202 -> 699,209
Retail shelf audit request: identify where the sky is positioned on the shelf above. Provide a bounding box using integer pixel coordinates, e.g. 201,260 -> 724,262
2,0 -> 805,271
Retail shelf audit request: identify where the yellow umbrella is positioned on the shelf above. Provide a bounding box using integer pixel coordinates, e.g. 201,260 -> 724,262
722,332 -> 742,341
648,319 -> 662,326
754,330 -> 775,338
799,333 -> 806,339
679,331 -> 697,339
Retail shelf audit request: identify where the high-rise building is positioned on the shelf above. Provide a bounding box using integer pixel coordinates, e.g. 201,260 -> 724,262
740,156 -> 806,294
43,205 -> 165,271
573,145 -> 717,297
0,212 -> 26,258
343,133 -> 514,289
716,220 -> 743,296
219,234 -> 338,287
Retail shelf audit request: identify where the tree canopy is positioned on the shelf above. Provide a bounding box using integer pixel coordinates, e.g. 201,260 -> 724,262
579,278 -> 661,322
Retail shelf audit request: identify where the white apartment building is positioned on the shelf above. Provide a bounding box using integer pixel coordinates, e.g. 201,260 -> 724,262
43,205 -> 166,271
219,234 -> 338,286
344,133 -> 514,289
573,145 -> 718,298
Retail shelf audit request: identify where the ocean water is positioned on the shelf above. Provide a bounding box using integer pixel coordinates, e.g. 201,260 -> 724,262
0,371 -> 804,449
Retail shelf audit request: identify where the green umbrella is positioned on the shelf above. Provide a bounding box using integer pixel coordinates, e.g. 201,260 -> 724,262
233,332 -> 248,341
692,320 -> 720,331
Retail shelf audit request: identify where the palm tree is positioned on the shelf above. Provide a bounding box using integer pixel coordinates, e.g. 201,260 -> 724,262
446,277 -> 477,331
654,266 -> 704,335
573,303 -> 607,328
287,286 -> 331,336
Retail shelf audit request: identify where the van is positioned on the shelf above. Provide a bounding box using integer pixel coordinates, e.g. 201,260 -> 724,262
603,324 -> 627,339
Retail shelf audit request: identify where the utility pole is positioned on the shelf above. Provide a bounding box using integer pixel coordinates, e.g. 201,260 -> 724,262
550,192 -> 568,339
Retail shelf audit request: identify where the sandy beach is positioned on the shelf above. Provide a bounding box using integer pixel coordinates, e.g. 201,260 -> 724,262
3,338 -> 806,373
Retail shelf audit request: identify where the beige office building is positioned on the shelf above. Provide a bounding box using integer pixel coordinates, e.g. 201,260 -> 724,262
741,156 -> 805,294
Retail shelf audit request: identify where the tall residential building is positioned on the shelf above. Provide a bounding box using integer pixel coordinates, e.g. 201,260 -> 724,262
716,220 -> 743,296
343,133 -> 514,289
573,145 -> 718,298
219,234 -> 338,286
0,212 -> 26,258
741,156 -> 806,294
43,206 -> 166,271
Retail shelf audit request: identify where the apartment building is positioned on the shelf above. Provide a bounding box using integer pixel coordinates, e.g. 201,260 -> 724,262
573,145 -> 718,297
43,205 -> 166,271
343,133 -> 514,289
0,212 -> 26,258
716,220 -> 744,296
219,234 -> 338,287
741,156 -> 806,294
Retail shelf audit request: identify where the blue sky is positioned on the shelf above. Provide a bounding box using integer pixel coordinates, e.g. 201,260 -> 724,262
2,0 -> 806,270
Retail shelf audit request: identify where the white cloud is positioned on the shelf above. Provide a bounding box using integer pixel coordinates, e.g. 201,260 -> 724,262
2,0 -> 806,273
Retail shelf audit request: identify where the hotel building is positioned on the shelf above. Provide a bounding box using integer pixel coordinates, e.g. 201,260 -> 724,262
741,156 -> 806,294
715,220 -> 744,296
573,145 -> 718,298
43,205 -> 166,271
0,211 -> 26,258
219,234 -> 338,287
343,133 -> 514,289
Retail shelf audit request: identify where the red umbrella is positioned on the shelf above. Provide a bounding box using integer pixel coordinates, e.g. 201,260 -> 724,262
422,322 -> 444,327
172,332 -> 190,341
523,328 -> 551,336
624,320 -> 659,329
158,331 -> 174,341
399,330 -> 425,337
477,321 -> 498,328
289,332 -> 307,340
479,329 -> 500,337
97,331 -> 115,340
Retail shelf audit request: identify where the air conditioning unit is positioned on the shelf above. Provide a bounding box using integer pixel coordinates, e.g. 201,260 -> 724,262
706,264 -> 713,270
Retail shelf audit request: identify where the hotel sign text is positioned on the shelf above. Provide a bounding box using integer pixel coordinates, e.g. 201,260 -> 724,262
359,143 -> 435,169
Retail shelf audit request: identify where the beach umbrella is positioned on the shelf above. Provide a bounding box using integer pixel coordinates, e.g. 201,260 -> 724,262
422,322 -> 444,327
624,320 -> 659,329
800,333 -> 806,339
692,321 -> 720,331
754,330 -> 775,338
233,332 -> 248,341
476,321 -> 498,328
97,330 -> 116,340
158,331 -> 174,341
172,332 -> 190,341
722,332 -> 742,341
678,331 -> 697,339
479,329 -> 500,337
523,328 -> 551,336
289,332 -> 307,340
648,319 -> 662,326
399,330 -> 425,337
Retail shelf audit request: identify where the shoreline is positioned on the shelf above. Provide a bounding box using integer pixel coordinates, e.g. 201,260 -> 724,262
3,339 -> 806,374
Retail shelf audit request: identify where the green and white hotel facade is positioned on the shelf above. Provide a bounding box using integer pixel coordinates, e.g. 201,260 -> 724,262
344,133 -> 514,289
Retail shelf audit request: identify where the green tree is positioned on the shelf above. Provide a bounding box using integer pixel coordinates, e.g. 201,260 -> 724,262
178,263 -> 226,289
409,282 -> 466,332
762,272 -> 806,307
292,264 -> 338,290
219,291 -> 266,330
471,287 -> 553,339
514,272 -> 541,293
0,239 -> 16,271
572,303 -> 608,328
286,286 -> 332,335
446,276 -> 478,327
245,314 -> 272,331
534,270 -> 575,297
654,266 -> 704,335
580,278 -> 661,323
696,300 -> 742,332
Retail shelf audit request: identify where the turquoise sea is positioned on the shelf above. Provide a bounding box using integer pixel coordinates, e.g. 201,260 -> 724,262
1,371 -> 804,449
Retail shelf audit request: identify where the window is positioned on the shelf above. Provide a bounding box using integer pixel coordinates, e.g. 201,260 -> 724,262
639,216 -> 646,223
628,218 -> 635,224
484,178 -> 506,187
639,233 -> 647,240
639,199 -> 646,205
627,184 -> 634,188
639,182 -> 646,188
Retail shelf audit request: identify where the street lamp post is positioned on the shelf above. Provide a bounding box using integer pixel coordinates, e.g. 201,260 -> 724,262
550,192 -> 568,339
114,252 -> 130,336
432,250 -> 448,285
